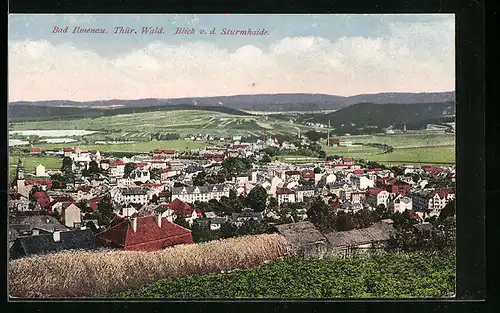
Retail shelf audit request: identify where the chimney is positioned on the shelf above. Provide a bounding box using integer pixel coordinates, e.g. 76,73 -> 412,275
155,214 -> 162,228
130,217 -> 137,232
53,231 -> 61,242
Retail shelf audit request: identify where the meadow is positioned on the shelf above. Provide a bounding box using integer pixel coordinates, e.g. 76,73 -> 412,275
122,250 -> 456,299
23,140 -> 209,153
8,155 -> 62,179
323,133 -> 456,164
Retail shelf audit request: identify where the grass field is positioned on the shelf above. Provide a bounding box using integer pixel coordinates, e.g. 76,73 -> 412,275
11,140 -> 208,153
368,146 -> 455,164
10,110 -> 308,138
8,155 -> 62,180
323,133 -> 455,164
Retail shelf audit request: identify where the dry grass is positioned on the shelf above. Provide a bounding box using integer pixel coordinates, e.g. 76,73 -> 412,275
9,234 -> 292,298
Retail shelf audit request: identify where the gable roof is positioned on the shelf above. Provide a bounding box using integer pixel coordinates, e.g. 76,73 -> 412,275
96,216 -> 191,248
302,170 -> 315,179
324,222 -> 397,248
32,192 -> 52,209
168,199 -> 202,217
10,215 -> 69,233
10,229 -> 96,259
29,147 -> 41,153
366,187 -> 387,196
275,221 -> 327,248
276,187 -> 295,195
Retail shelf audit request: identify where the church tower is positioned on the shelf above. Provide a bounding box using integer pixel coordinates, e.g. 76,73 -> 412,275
16,156 -> 27,195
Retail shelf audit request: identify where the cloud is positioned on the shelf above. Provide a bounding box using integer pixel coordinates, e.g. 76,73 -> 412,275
8,18 -> 454,101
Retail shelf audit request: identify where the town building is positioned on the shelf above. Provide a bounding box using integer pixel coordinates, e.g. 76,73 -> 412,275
276,187 -> 297,206
171,184 -> 231,203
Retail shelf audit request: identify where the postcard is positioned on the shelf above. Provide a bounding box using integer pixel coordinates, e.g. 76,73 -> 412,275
8,14 -> 456,299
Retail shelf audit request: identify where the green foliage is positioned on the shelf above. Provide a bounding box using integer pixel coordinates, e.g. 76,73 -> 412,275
261,154 -> 272,163
245,186 -> 268,212
174,217 -> 191,229
61,157 -> 73,175
124,162 -> 137,178
120,251 -> 455,299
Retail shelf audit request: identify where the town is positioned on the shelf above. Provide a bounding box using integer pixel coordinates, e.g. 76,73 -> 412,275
8,133 -> 456,259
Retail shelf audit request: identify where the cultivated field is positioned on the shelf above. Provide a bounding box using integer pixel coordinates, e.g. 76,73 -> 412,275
9,110 -> 309,138
8,234 -> 292,298
368,146 -> 455,165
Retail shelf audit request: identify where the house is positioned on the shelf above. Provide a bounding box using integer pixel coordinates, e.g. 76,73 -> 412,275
126,169 -> 150,183
34,164 -> 49,177
95,215 -> 193,252
63,148 -> 74,157
384,180 -> 411,196
366,188 -> 390,207
9,228 -> 96,259
168,198 -> 203,226
236,173 -> 249,186
296,185 -> 315,202
407,188 -> 456,216
112,187 -> 150,205
109,160 -> 127,177
210,216 -> 231,230
302,170 -> 315,180
29,147 -> 41,155
393,196 -> 413,213
31,191 -> 52,212
276,187 -> 296,206
153,149 -> 179,159
342,157 -> 355,165
171,184 -> 230,203
231,208 -> 264,225
10,215 -> 69,234
350,175 -> 375,190
323,221 -> 397,257
350,191 -> 367,204
273,221 -> 329,258
62,203 -> 82,228
284,170 -> 301,182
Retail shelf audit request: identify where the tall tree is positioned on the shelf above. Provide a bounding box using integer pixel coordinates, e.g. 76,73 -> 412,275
88,160 -> 100,175
124,162 -> 137,178
61,157 -> 73,175
245,185 -> 268,212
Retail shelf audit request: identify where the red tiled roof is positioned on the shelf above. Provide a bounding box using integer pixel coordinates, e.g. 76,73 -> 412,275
63,148 -> 74,152
109,160 -> 126,166
285,171 -> 301,176
29,147 -> 41,153
136,162 -> 148,168
96,215 -> 192,250
276,187 -> 295,195
89,202 -> 98,212
343,157 -> 353,161
407,210 -> 423,222
423,167 -> 444,173
168,199 -> 196,218
302,170 -> 315,179
154,149 -> 177,154
32,191 -> 51,209
353,170 -> 365,175
150,160 -> 167,164
158,168 -> 170,173
77,185 -> 92,192
142,183 -> 164,187
88,196 -> 105,203
329,200 -> 341,210
366,187 -> 386,196
367,168 -> 382,172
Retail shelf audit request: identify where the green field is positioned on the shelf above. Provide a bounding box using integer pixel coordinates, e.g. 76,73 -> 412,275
368,146 -> 456,164
119,251 -> 455,299
10,110 -> 309,138
14,140 -> 209,153
323,133 -> 455,164
8,155 -> 62,180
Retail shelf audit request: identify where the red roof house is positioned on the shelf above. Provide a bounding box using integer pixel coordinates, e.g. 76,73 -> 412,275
29,147 -> 41,154
168,199 -> 203,218
95,215 -> 193,252
276,187 -> 295,195
63,148 -> 74,152
366,187 -> 386,197
353,169 -> 365,175
109,160 -> 126,167
302,170 -> 315,179
32,191 -> 52,211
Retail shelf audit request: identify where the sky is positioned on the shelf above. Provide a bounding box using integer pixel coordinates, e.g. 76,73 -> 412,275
8,14 -> 455,102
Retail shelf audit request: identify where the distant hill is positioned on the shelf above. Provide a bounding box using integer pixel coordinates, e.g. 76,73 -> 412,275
9,91 -> 455,113
300,101 -> 456,130
8,104 -> 252,122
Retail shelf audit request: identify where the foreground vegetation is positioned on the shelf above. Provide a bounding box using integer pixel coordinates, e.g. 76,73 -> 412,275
120,250 -> 455,299
8,234 -> 291,298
